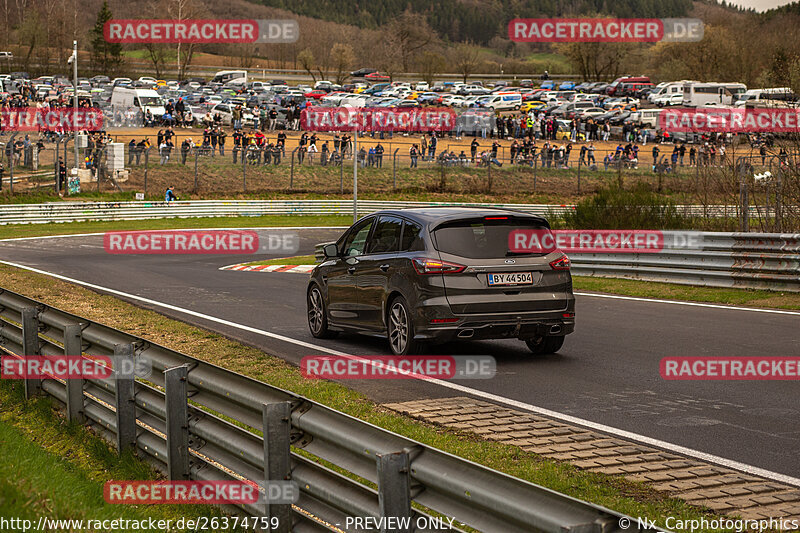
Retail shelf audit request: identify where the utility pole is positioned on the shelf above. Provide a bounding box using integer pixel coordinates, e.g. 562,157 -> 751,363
353,124 -> 358,223
72,40 -> 79,172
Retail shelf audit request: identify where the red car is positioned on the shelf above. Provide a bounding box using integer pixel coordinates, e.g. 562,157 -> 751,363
364,72 -> 391,82
304,90 -> 327,99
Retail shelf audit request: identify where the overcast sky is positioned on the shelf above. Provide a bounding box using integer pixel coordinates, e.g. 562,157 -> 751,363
725,0 -> 795,11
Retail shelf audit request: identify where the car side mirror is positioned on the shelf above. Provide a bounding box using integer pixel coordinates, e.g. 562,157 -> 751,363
323,243 -> 338,259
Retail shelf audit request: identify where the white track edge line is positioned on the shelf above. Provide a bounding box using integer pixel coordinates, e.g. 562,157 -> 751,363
2,258 -> 798,488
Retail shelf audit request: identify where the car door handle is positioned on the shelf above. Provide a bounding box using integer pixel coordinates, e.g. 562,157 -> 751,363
347,266 -> 356,274
379,264 -> 390,272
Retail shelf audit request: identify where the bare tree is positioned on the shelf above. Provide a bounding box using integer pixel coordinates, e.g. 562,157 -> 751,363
557,43 -> 632,81
166,0 -> 205,80
417,51 -> 445,85
297,48 -> 317,83
330,43 -> 355,84
450,42 -> 480,83
385,11 -> 435,72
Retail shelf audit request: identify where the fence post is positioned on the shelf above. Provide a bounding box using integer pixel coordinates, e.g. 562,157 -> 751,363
577,158 -> 581,194
165,365 -> 190,480
243,148 -> 247,192
533,157 -> 537,193
262,402 -> 291,532
54,138 -> 60,193
486,160 -> 492,193
21,308 -> 40,399
340,156 -> 344,194
290,147 -> 298,190
738,158 -> 749,232
193,148 -> 199,194
63,324 -> 85,423
376,451 -> 413,533
392,148 -> 399,190
8,132 -> 17,195
114,343 -> 137,453
144,148 -> 150,198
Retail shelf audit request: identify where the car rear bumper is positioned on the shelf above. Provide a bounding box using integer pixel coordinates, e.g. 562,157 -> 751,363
413,300 -> 575,343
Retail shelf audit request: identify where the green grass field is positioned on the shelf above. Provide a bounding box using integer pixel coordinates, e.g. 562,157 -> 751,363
0,381 -> 236,530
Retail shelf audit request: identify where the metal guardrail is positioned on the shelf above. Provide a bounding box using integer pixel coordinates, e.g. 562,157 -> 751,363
0,199 -> 750,225
570,232 -> 800,292
0,288 -> 652,533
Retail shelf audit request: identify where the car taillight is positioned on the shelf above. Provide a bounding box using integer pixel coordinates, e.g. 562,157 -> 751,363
549,255 -> 571,270
412,258 -> 466,275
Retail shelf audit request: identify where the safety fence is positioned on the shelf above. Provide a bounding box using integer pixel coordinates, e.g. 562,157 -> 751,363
0,199 -> 755,225
570,231 -> 800,292
0,288 -> 649,533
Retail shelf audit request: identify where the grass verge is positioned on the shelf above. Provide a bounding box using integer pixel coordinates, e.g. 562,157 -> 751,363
0,380 -> 233,530
573,276 -> 800,310
0,263 -> 737,532
0,215 -> 351,241
235,256 -> 800,311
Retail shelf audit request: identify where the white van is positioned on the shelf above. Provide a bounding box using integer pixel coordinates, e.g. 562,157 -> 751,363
111,87 -> 166,117
650,82 -> 687,104
211,70 -> 247,85
636,108 -> 662,128
483,93 -> 522,111
735,87 -> 796,108
682,82 -> 746,107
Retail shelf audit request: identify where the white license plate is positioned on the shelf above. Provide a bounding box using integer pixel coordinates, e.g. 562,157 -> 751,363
487,272 -> 533,286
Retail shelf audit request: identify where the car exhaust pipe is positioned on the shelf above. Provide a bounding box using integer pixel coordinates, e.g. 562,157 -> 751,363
549,325 -> 562,335
457,329 -> 474,339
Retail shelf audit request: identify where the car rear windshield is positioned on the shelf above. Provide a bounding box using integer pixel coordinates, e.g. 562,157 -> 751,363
432,217 -> 548,259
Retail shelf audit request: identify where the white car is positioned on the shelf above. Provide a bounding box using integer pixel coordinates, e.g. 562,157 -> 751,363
209,103 -> 255,127
415,81 -> 429,91
441,95 -> 465,107
654,93 -> 683,107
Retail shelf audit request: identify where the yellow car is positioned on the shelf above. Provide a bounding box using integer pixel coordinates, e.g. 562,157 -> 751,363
156,80 -> 167,87
521,101 -> 546,113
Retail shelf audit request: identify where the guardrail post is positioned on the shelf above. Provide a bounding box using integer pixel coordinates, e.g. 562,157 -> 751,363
114,343 -> 136,453
63,324 -> 85,423
21,308 -> 40,398
376,451 -> 412,533
262,402 -> 291,532
165,365 -> 190,480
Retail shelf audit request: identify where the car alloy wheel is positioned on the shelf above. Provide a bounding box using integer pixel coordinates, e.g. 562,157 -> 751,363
388,301 -> 409,355
308,287 -> 324,335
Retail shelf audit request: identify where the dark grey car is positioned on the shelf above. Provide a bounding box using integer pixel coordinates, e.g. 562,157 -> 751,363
307,208 -> 575,356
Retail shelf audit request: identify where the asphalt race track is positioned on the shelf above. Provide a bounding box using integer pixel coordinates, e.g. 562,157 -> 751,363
1,228 -> 798,481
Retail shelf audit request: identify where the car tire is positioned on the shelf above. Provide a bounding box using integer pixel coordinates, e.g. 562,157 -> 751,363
387,296 -> 424,356
525,335 -> 564,355
307,285 -> 337,339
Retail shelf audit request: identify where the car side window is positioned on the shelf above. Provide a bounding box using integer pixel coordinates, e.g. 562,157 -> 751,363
340,218 -> 374,258
400,221 -> 424,252
368,216 -> 403,254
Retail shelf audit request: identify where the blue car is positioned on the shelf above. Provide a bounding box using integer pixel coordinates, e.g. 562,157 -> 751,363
559,81 -> 576,90
540,80 -> 555,90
